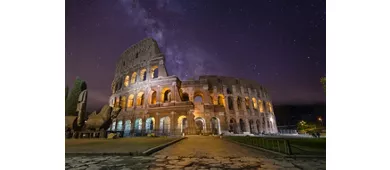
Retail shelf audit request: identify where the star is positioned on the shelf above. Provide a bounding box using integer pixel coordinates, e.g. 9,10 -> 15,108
307,56 -> 311,59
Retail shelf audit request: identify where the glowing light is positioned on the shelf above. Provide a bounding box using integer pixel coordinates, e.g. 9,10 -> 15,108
270,117 -> 273,122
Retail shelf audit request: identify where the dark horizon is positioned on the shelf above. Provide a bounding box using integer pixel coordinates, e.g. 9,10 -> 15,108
66,0 -> 326,111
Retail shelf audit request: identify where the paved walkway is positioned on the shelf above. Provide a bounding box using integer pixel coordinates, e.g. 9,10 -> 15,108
65,136 -> 326,170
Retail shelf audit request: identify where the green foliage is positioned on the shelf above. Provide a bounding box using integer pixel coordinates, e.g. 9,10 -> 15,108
65,77 -> 87,116
65,85 -> 69,100
320,77 -> 326,92
297,121 -> 318,134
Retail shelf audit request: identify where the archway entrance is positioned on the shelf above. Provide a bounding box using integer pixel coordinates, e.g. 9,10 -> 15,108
195,117 -> 206,135
177,116 -> 188,134
256,119 -> 261,134
124,120 -> 131,137
249,119 -> 254,134
239,119 -> 246,133
210,117 -> 221,135
160,116 -> 171,135
229,118 -> 238,134
145,117 -> 155,134
134,118 -> 142,135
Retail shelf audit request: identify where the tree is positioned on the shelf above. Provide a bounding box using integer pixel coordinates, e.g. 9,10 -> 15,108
297,120 -> 318,134
320,77 -> 326,92
65,77 -> 87,116
65,85 -> 69,100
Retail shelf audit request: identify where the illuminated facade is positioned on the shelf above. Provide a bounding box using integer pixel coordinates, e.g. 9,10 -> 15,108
108,38 -> 278,136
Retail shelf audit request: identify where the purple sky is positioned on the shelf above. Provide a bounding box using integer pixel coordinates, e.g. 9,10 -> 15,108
65,0 -> 326,111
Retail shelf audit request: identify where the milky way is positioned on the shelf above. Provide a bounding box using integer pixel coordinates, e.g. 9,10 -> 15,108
65,0 -> 326,111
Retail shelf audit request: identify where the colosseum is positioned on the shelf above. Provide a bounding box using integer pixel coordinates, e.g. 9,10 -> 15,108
107,38 -> 278,136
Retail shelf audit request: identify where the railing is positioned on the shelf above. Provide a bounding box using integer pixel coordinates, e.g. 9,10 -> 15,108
225,136 -> 326,156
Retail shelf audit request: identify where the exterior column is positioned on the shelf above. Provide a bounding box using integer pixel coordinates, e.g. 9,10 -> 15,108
156,85 -> 162,104
171,111 -> 177,135
244,119 -> 250,133
187,110 -> 196,135
155,112 -> 160,135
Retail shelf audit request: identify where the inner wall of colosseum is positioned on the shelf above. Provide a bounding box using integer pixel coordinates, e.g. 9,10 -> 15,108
107,38 -> 278,136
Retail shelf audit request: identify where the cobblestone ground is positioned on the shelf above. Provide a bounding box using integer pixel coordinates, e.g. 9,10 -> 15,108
65,136 -> 325,170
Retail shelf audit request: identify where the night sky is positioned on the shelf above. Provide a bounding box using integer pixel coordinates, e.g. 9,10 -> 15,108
65,0 -> 326,111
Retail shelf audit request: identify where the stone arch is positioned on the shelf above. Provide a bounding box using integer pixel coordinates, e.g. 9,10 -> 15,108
227,87 -> 232,94
163,89 -> 172,102
239,119 -> 246,133
124,75 -> 130,87
249,119 -> 254,134
120,96 -> 127,109
268,102 -> 274,112
210,117 -> 221,135
150,90 -> 157,104
193,91 -> 204,102
136,92 -> 144,106
237,97 -> 242,110
245,97 -> 250,109
131,72 -> 137,84
145,117 -> 155,133
140,68 -> 147,81
228,96 -> 234,110
217,94 -> 225,106
150,65 -> 158,79
110,120 -> 117,131
194,117 -> 206,135
229,118 -> 238,134
160,116 -> 171,135
181,92 -> 189,101
252,98 -> 258,109
117,120 -> 123,131
127,94 -> 134,107
124,120 -> 131,137
177,116 -> 188,133
115,97 -> 120,107
256,119 -> 261,134
134,118 -> 142,133
258,100 -> 264,112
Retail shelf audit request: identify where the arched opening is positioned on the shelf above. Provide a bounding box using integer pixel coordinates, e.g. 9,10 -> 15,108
218,94 -> 225,106
137,92 -> 144,106
252,98 -> 258,110
134,118 -> 142,135
114,97 -> 120,108
228,96 -> 234,110
145,117 -> 155,133
256,119 -> 261,134
124,120 -> 131,137
268,102 -> 274,112
182,92 -> 189,101
210,117 -> 221,135
258,100 -> 264,112
237,97 -> 242,110
140,69 -> 147,81
120,96 -> 127,109
110,120 -> 117,131
194,96 -> 203,103
227,88 -> 232,94
127,94 -> 134,108
262,117 -> 266,131
239,119 -> 246,133
151,66 -> 158,79
117,120 -> 123,131
245,97 -> 250,109
159,116 -> 171,135
229,118 -> 238,134
124,75 -> 130,87
194,117 -> 206,135
177,116 -> 188,133
131,72 -> 137,84
163,89 -> 171,102
150,90 -> 157,104
249,119 -> 254,134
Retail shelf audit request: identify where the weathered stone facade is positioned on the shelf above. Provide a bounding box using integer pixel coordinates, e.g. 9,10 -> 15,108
108,38 -> 278,136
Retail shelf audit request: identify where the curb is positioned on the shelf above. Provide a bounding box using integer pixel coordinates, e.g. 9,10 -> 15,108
142,137 -> 187,155
65,137 -> 187,157
223,138 -> 326,159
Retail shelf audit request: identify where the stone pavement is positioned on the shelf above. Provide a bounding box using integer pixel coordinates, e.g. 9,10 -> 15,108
65,136 -> 325,170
